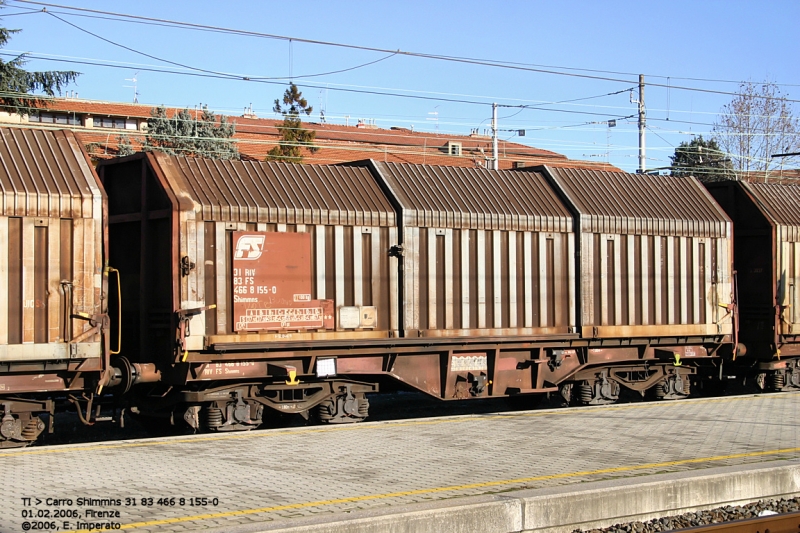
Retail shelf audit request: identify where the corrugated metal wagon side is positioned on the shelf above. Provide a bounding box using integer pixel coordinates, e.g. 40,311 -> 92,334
0,127 -> 107,447
523,166 -> 734,404
98,153 -> 397,428
706,180 -> 800,391
369,161 -> 576,338
544,167 -> 733,338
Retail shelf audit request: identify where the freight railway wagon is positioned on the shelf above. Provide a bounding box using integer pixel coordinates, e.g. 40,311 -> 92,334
706,180 -> 800,390
0,128 -> 110,448
95,154 -> 735,433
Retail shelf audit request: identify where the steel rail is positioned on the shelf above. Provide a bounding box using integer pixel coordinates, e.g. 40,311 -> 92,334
673,510 -> 800,533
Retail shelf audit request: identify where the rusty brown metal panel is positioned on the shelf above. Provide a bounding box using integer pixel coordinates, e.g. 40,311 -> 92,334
0,217 -> 7,344
7,217 -> 21,344
214,222 -> 228,334
152,156 -> 396,227
0,128 -> 97,219
59,218 -> 73,342
46,219 -> 60,342
21,217 -> 35,343
343,226 -> 354,307
204,221 -> 217,336
744,182 -> 800,241
0,127 -> 104,373
585,227 -> 733,335
373,161 -> 573,233
377,227 -> 390,330
737,183 -> 800,336
542,166 -> 730,238
325,226 -> 336,306
33,225 -> 47,343
484,230 -> 495,329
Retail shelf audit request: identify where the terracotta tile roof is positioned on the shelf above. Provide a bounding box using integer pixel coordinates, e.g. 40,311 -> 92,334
41,99 -> 155,118
736,169 -> 800,185
27,98 -> 621,171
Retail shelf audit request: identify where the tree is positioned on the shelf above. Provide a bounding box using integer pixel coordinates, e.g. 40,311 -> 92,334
142,105 -> 238,160
266,83 -> 317,163
713,81 -> 800,176
116,135 -> 135,157
0,3 -> 79,114
670,135 -> 733,182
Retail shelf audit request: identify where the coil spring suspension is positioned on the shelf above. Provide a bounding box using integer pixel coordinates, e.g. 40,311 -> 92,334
771,372 -> 786,391
205,407 -> 223,429
20,418 -> 43,441
358,397 -> 369,417
654,381 -> 667,399
578,382 -> 593,404
317,402 -> 333,422
682,378 -> 691,395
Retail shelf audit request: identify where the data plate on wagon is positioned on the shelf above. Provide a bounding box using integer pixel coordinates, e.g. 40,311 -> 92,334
232,232 -> 333,331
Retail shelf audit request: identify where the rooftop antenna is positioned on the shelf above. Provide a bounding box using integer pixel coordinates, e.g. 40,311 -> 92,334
124,71 -> 139,103
318,88 -> 326,123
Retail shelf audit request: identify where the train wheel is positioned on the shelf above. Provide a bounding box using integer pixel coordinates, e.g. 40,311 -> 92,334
190,395 -> 264,433
652,371 -> 691,400
0,405 -> 46,448
315,385 -> 369,424
573,370 -> 620,406
0,413 -> 45,448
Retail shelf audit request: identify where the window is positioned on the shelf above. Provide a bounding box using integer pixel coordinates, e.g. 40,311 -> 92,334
97,117 -> 138,130
30,112 -> 80,126
447,141 -> 462,156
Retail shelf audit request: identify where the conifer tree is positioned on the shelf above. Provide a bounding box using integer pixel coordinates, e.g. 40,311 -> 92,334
267,83 -> 317,163
116,135 -> 135,157
670,135 -> 733,182
142,105 -> 238,160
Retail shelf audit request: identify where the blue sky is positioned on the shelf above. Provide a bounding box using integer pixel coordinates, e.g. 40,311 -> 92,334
2,0 -> 798,172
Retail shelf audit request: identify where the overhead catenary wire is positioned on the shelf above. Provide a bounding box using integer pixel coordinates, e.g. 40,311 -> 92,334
4,99 -> 794,173
8,0 -> 800,103
43,10 -> 402,81
7,1 -> 800,90
3,2 -> 792,175
2,44 -> 792,130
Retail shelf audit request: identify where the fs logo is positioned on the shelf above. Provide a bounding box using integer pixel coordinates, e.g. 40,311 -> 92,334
234,235 -> 265,260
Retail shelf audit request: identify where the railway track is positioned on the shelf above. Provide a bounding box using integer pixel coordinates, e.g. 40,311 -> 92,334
674,511 -> 800,533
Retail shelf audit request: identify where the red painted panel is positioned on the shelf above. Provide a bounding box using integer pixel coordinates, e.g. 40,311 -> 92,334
232,232 -> 333,331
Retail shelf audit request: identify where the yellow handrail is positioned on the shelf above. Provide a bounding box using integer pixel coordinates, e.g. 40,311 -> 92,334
106,267 -> 122,355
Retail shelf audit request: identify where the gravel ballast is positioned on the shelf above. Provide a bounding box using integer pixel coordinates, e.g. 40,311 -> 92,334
573,497 -> 800,533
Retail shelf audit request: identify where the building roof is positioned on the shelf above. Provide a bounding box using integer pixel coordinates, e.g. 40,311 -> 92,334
15,97 -> 621,171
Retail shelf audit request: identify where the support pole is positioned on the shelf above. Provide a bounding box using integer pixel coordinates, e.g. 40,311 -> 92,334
492,103 -> 499,170
638,74 -> 646,174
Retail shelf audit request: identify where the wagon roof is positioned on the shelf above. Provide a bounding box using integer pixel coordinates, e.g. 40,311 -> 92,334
369,161 -> 573,232
540,167 -> 731,238
0,126 -> 101,219
741,181 -> 800,234
152,153 -> 396,227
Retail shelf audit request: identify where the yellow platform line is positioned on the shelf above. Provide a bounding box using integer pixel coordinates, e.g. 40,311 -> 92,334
0,393 -> 780,458
62,445 -> 800,533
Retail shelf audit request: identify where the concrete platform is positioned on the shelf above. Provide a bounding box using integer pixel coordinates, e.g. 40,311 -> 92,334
1,393 -> 799,533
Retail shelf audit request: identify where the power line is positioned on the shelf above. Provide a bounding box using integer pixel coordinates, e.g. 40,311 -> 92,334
0,51 -> 642,124
10,1 -> 800,90
10,0 -> 800,103
43,10 -> 401,81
